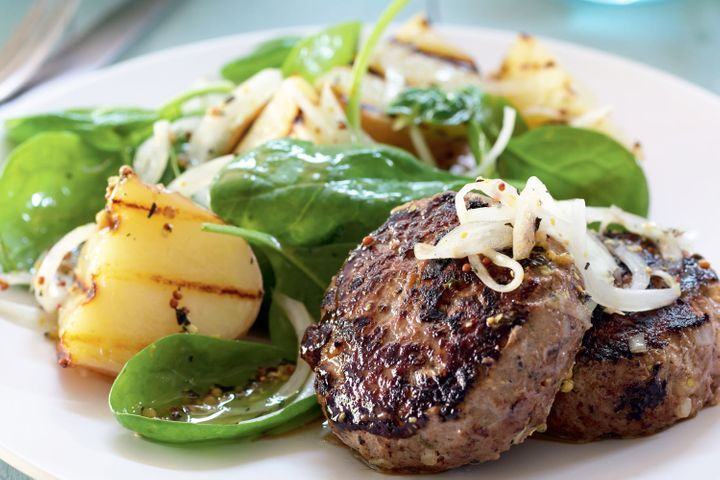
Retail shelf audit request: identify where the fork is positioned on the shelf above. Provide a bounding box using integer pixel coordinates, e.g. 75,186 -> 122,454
0,0 -> 79,103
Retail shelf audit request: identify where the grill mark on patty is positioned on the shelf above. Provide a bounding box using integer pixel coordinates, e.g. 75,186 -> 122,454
581,233 -> 717,362
614,363 -> 667,421
302,192 -> 583,439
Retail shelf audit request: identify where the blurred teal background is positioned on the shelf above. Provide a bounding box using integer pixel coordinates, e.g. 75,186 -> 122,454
0,0 -> 719,478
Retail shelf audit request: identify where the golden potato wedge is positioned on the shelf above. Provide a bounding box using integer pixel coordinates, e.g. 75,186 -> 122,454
236,76 -> 352,152
489,35 -> 616,134
370,15 -> 481,89
188,68 -> 283,163
58,168 -> 263,375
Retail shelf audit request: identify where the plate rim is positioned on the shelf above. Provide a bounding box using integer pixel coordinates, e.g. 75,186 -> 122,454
1,23 -> 719,480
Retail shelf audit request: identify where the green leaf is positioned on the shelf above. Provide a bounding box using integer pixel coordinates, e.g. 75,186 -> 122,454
221,36 -> 300,84
209,139 -> 468,248
4,107 -> 158,153
202,223 -> 354,340
110,334 -> 320,443
0,132 -> 124,271
281,22 -> 360,83
497,125 -> 649,216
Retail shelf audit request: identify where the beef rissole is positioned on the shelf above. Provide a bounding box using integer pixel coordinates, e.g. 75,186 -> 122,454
547,233 -> 720,440
301,193 -> 593,473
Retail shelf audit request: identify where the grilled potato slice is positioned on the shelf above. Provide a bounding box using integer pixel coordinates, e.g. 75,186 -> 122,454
490,35 -> 615,134
188,68 -> 283,163
58,168 -> 263,375
236,76 -> 352,153
370,14 -> 481,89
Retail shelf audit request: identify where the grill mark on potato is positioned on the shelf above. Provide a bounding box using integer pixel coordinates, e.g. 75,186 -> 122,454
110,198 -> 218,222
148,274 -> 263,299
388,38 -> 479,72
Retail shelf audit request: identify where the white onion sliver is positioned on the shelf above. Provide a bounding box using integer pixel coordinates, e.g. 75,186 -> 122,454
413,175 -> 683,311
34,223 -> 97,313
167,154 -> 234,207
270,293 -> 314,404
414,222 -> 512,260
408,125 -> 436,166
0,296 -> 47,329
467,251 -> 523,293
474,106 -> 516,175
0,271 -> 33,286
133,120 -> 172,184
628,333 -> 648,354
569,105 -> 613,128
609,242 -> 650,290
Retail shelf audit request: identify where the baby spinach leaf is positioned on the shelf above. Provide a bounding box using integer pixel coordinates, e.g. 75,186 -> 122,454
209,139 -> 468,248
4,107 -> 158,154
202,224 -> 354,358
387,86 -> 527,135
497,125 -> 649,216
110,334 -> 320,443
0,132 -> 124,271
221,36 -> 300,84
281,22 -> 360,83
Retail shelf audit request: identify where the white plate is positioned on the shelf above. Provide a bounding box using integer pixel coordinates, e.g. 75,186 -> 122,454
1,26 -> 719,480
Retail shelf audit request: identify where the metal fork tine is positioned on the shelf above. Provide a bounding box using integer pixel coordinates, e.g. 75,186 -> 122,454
0,4 -> 50,80
0,0 -> 79,101
0,0 -> 47,69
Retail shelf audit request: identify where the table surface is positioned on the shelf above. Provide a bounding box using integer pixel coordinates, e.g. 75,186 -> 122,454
1,0 -> 719,478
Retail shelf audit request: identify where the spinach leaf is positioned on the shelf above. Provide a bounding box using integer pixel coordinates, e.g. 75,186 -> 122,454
202,224 -> 354,359
387,86 -> 527,135
221,36 -> 300,84
281,22 -> 360,83
0,132 -> 124,271
497,125 -> 649,216
4,107 -> 158,155
210,139 -> 468,248
110,334 -> 320,443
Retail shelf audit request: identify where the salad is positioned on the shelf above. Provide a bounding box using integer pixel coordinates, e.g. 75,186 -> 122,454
1,0 -> 716,474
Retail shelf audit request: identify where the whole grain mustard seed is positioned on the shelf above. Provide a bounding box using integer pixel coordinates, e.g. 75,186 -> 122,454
462,263 -> 472,273
560,379 -> 574,393
362,235 -> 375,246
142,407 -> 158,418
698,259 -> 711,269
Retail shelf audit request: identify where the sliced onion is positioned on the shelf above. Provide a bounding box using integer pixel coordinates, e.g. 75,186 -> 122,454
133,120 -> 172,184
414,222 -> 512,260
473,106 -> 516,175
585,206 -> 684,260
0,271 -> 33,286
569,105 -> 613,128
608,241 -> 650,290
408,124 -> 436,166
582,269 -> 680,313
271,293 -> 313,404
167,154 -> 234,207
414,175 -> 683,311
34,223 -> 97,313
0,296 -> 47,329
468,250 -> 524,293
628,333 -> 648,353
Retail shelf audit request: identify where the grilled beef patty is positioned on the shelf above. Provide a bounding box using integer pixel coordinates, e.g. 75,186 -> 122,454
301,193 -> 593,472
547,233 -> 720,441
